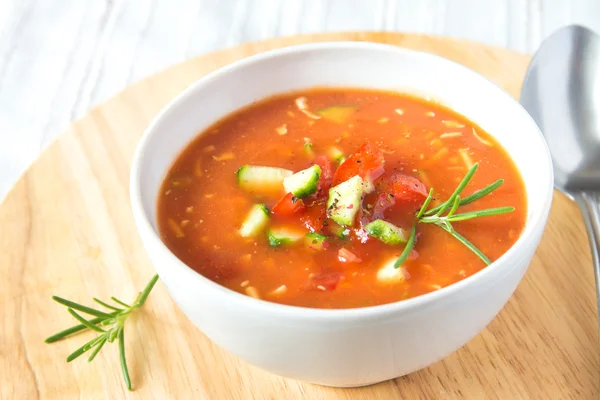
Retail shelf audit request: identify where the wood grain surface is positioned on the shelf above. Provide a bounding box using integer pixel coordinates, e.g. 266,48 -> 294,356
1,32 -> 598,400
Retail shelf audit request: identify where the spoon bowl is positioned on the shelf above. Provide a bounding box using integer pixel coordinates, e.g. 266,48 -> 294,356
521,25 -> 600,193
520,24 -> 600,330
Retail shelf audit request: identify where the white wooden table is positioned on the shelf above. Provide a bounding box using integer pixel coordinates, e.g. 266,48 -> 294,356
0,0 -> 598,201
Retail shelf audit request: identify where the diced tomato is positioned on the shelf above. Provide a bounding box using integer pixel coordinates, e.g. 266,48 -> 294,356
338,248 -> 362,263
306,270 -> 343,291
271,192 -> 305,216
313,156 -> 333,195
390,174 -> 428,203
332,141 -> 385,186
301,199 -> 327,232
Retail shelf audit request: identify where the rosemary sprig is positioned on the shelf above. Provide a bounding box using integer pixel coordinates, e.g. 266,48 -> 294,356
394,163 -> 514,268
45,274 -> 159,391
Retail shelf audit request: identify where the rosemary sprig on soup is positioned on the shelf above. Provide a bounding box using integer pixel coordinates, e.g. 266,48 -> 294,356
158,88 -> 526,308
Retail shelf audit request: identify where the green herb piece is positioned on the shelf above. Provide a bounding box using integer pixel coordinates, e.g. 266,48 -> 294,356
394,226 -> 416,268
394,162 -> 514,268
45,274 -> 159,391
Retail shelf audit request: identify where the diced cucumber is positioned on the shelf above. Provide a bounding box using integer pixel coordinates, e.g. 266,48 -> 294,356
365,219 -> 407,245
304,142 -> 316,159
316,105 -> 358,124
237,165 -> 293,193
361,177 -> 375,194
377,257 -> 406,284
304,232 -> 328,251
327,221 -> 350,239
239,204 -> 270,237
268,226 -> 306,247
327,175 -> 364,226
328,146 -> 346,164
283,165 -> 322,198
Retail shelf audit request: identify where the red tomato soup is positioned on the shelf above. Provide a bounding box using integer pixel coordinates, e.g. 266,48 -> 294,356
157,88 -> 527,309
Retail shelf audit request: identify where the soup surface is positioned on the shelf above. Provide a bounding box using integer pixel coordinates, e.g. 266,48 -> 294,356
157,88 -> 527,309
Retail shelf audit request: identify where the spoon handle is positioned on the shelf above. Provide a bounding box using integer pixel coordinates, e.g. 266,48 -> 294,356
574,192 -> 600,328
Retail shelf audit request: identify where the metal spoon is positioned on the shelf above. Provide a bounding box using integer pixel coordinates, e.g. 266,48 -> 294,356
520,24 -> 600,327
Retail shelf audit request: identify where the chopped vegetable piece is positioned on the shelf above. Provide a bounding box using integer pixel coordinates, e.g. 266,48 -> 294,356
440,132 -> 463,139
213,152 -> 235,161
327,146 -> 346,164
364,220 -> 407,245
391,174 -> 428,203
459,148 -> 474,168
245,286 -> 260,298
275,124 -> 288,135
271,193 -> 305,216
239,204 -> 270,237
295,97 -> 321,119
267,226 -> 306,247
237,165 -> 293,193
300,200 -> 327,232
304,142 -> 316,159
305,233 -> 329,251
442,120 -> 465,128
472,128 -> 493,146
283,165 -> 322,198
371,193 -> 395,220
167,218 -> 185,238
332,141 -> 385,186
338,248 -> 362,263
327,220 -> 350,239
361,177 -> 375,194
306,270 -> 343,291
313,156 -> 333,194
271,285 -> 287,295
377,258 -> 406,284
327,175 -> 364,226
316,105 -> 358,123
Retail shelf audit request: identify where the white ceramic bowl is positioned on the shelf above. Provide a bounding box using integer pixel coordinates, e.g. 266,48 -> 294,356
130,42 -> 553,387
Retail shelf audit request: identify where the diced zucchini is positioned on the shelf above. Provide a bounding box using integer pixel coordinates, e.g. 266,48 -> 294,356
328,146 -> 346,164
304,142 -> 316,159
237,165 -> 293,193
327,175 -> 364,226
239,204 -> 270,237
365,219 -> 407,245
377,257 -> 406,284
304,233 -> 328,251
327,221 -> 350,239
268,226 -> 306,247
316,105 -> 358,124
283,165 -> 322,198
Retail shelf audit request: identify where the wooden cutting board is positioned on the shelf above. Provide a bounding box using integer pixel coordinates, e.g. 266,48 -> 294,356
1,32 -> 598,400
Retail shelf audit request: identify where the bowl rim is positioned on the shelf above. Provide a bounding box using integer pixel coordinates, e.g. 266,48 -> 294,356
130,41 -> 554,322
